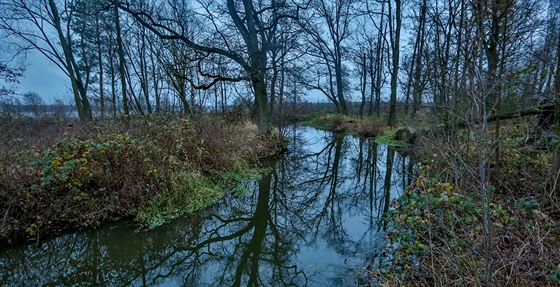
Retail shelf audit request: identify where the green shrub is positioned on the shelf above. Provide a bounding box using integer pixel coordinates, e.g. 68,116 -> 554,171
377,161 -> 559,286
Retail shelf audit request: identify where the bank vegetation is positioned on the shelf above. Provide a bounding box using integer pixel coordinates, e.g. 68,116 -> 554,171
0,115 -> 284,246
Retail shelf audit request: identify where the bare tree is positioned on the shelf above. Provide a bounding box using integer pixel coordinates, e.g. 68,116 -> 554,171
301,0 -> 354,114
22,91 -> 44,116
409,0 -> 427,118
113,3 -> 130,117
0,0 -> 93,120
352,6 -> 387,117
116,0 -> 305,131
386,0 -> 402,127
367,0 -> 388,117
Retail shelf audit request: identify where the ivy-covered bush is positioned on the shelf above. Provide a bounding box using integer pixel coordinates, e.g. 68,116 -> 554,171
375,160 -> 559,286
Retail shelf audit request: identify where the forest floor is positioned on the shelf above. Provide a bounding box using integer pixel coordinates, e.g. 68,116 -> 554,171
303,112 -> 560,286
0,115 -> 285,247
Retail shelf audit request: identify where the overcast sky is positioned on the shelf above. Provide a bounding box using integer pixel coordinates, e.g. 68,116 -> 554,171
10,50 -> 332,105
15,50 -> 70,104
12,52 -> 328,105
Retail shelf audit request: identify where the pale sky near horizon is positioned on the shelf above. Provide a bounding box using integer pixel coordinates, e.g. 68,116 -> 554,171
15,50 -> 70,104
12,49 -> 331,105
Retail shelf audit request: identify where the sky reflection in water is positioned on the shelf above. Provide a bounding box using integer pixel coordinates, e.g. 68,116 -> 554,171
0,125 -> 413,287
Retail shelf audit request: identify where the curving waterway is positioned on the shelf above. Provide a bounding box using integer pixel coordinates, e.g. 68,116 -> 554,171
0,125 -> 413,286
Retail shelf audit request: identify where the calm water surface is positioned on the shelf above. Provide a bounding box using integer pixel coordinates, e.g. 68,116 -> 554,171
0,126 -> 413,286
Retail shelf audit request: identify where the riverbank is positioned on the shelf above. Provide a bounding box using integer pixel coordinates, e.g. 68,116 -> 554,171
301,112 -> 416,146
301,112 -> 560,285
0,115 -> 285,246
371,118 -> 560,285
0,124 -> 409,286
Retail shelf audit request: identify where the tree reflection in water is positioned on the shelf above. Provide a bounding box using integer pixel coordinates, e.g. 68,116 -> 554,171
0,126 -> 413,287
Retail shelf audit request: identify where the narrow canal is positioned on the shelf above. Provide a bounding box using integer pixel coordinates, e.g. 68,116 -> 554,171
0,125 -> 413,286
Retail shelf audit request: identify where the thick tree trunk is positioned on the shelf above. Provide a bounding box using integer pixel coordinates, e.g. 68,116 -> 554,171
229,0 -> 270,131
179,84 -> 190,115
252,76 -> 270,132
335,51 -> 348,115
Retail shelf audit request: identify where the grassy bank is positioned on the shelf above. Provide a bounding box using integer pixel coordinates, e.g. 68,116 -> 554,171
0,115 -> 284,246
302,112 -> 415,146
370,119 -> 560,286
302,112 -> 386,136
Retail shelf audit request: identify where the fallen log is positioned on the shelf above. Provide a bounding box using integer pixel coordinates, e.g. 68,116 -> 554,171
457,104 -> 555,128
487,104 -> 554,122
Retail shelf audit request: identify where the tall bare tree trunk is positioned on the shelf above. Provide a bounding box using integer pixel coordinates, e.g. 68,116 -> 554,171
335,48 -> 348,115
139,28 -> 152,114
388,0 -> 401,127
279,44 -> 286,118
359,53 -> 367,118
373,5 -> 385,117
475,1 -> 493,285
95,18 -> 105,118
115,5 -> 129,117
412,0 -> 427,118
368,45 -> 375,116
233,0 -> 270,131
